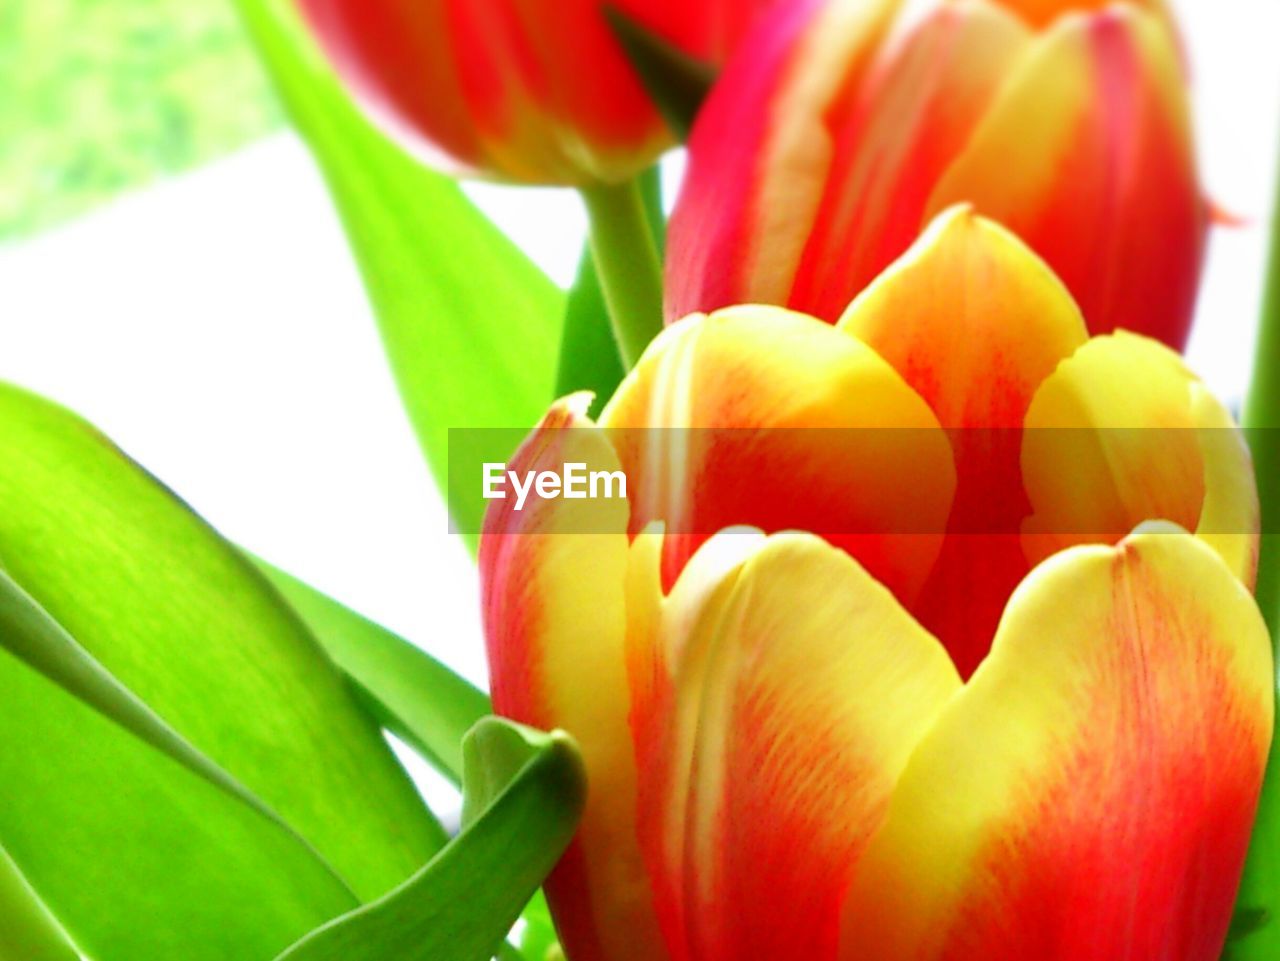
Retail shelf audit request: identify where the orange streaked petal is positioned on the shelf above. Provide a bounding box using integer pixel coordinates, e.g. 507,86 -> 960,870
1193,383 -> 1261,588
788,0 -> 1032,320
837,206 -> 1087,429
624,524 -> 770,961
632,531 -> 961,961
599,306 -> 956,606
838,207 -> 1087,675
479,395 -> 664,961
299,0 -> 484,174
1021,332 -> 1260,587
303,0 -> 783,184
666,0 -> 902,319
841,529 -> 1273,961
928,6 -> 1205,347
992,0 -> 1174,31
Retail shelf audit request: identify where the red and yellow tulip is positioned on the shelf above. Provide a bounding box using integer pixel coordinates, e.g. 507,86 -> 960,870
294,0 -> 783,185
667,0 -> 1206,350
481,208 -> 1269,961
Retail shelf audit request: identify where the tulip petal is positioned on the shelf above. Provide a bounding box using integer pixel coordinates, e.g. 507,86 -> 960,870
838,207 -> 1088,675
837,206 -> 1087,428
787,1 -> 1032,320
599,306 -> 956,605
1022,332 -> 1260,587
631,531 -> 962,961
304,0 -> 783,184
623,524 -> 771,961
479,395 -> 664,961
666,0 -> 901,319
841,529 -> 1273,961
993,0 -> 1174,31
613,0 -> 786,68
299,0 -> 483,175
1193,383 -> 1261,588
928,6 -> 1205,347
453,0 -> 666,180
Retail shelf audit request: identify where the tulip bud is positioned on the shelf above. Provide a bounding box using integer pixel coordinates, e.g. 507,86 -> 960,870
483,209 -> 1267,961
295,0 -> 785,185
667,0 -> 1205,349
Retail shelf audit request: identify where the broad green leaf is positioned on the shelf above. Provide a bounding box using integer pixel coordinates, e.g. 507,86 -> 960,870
0,382 -> 445,955
231,0 -> 565,543
274,719 -> 585,961
0,567 -> 292,828
256,559 -> 490,784
0,637 -> 358,960
1,0 -> 281,238
0,567 -> 366,957
0,844 -> 80,961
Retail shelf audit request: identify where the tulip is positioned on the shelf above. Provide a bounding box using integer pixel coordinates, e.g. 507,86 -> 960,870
667,0 -> 1205,350
481,208 -> 1270,961
295,0 -> 793,369
294,0 -> 782,185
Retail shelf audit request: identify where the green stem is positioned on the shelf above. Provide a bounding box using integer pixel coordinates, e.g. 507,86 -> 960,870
1228,145 -> 1280,959
579,178 -> 665,370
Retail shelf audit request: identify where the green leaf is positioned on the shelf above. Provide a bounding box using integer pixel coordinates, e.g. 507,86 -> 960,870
0,632 -> 359,960
0,382 -> 445,958
255,559 -> 490,784
515,892 -> 561,961
274,719 -> 586,961
0,565 -> 366,953
0,844 -> 80,961
1231,748 -> 1280,958
604,6 -> 717,141
1229,906 -> 1272,944
555,248 -> 626,410
0,566 -> 314,838
231,0 -> 565,545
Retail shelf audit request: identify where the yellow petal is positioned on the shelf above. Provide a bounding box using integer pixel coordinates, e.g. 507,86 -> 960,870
837,206 -> 1087,674
1022,332 -> 1259,587
788,0 -> 1032,319
837,205 -> 1088,429
600,306 -> 956,606
630,531 -> 961,960
841,529 -> 1273,961
928,6 -> 1204,347
479,396 -> 664,961
1194,383 -> 1261,588
666,0 -> 903,317
991,0 -> 1175,31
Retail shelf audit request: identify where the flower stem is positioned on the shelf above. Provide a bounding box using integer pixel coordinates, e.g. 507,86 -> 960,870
580,178 -> 665,370
1229,142 -> 1280,959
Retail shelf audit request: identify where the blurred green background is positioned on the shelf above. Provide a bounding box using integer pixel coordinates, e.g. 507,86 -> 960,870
0,0 -> 280,239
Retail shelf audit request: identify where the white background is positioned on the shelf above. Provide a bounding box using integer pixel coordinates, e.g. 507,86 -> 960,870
0,0 -> 1276,768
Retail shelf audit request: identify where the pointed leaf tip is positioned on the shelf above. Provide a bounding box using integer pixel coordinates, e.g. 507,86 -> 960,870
272,718 -> 585,961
